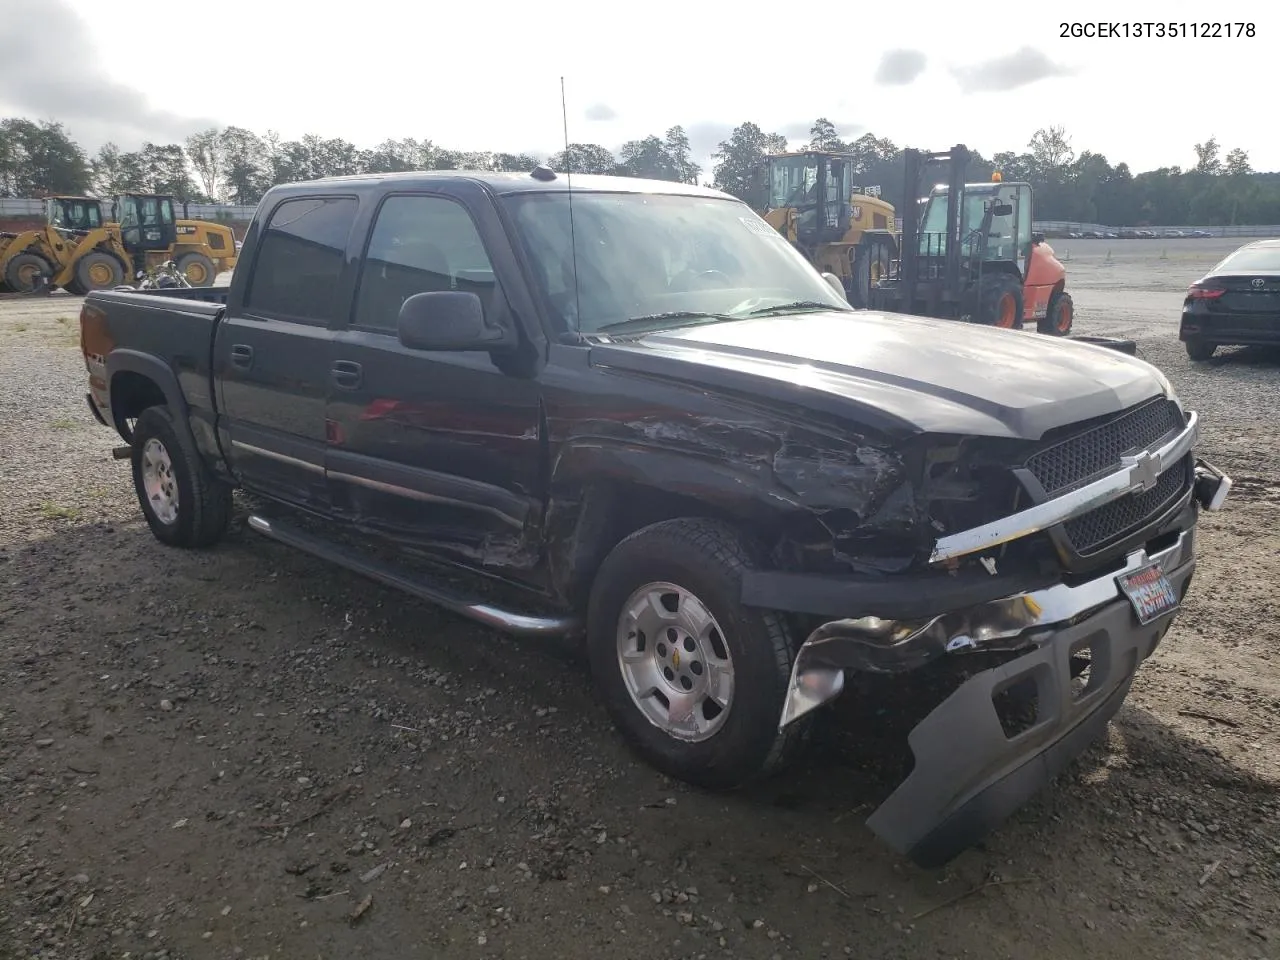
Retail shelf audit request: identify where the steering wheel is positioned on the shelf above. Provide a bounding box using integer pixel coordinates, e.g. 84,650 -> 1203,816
668,269 -> 730,292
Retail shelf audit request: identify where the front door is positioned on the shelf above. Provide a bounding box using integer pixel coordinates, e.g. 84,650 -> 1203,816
214,194 -> 359,512
324,192 -> 542,571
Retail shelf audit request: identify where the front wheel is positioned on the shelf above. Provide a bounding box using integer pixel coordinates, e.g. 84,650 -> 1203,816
129,406 -> 232,548
1039,290 -> 1074,335
976,274 -> 1024,328
75,252 -> 126,292
586,518 -> 810,790
4,252 -> 53,293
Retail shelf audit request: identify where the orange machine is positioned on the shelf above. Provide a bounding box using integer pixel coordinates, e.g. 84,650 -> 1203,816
870,145 -> 1073,335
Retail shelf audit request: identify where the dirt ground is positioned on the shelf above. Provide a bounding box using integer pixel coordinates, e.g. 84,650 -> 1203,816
2,239 -> 1278,960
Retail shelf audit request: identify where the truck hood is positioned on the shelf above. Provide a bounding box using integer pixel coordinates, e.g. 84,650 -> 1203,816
590,310 -> 1170,441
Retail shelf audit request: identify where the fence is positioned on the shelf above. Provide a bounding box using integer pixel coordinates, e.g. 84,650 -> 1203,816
0,198 -> 258,220
1035,220 -> 1280,238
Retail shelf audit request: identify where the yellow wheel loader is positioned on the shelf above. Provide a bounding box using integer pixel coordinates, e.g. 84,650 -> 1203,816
750,150 -> 899,307
0,195 -> 238,294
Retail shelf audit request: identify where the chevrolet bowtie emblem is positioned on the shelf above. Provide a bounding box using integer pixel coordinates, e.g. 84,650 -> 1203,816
1124,450 -> 1161,493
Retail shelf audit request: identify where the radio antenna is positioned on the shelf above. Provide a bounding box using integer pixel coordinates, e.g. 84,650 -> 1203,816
560,76 -> 583,336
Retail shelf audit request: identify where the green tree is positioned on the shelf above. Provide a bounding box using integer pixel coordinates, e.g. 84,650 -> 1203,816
548,143 -> 618,174
139,143 -> 195,198
218,127 -> 269,204
711,122 -> 788,200
1193,137 -> 1221,175
1224,147 -> 1252,177
808,118 -> 846,152
664,126 -> 700,184
185,128 -> 225,201
91,143 -> 146,195
0,118 -> 91,196
617,135 -> 676,179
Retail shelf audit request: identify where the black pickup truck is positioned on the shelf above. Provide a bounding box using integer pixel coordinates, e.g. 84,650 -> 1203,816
79,168 -> 1232,867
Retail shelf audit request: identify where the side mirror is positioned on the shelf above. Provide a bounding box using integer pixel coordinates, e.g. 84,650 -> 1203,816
992,202 -> 1013,217
821,271 -> 848,301
397,291 -> 515,352
1031,232 -> 1045,245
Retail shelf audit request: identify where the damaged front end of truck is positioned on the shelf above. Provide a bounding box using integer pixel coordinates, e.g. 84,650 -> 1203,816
746,394 -> 1232,866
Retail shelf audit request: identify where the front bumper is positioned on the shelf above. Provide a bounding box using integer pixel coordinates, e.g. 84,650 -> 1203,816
776,456 -> 1231,867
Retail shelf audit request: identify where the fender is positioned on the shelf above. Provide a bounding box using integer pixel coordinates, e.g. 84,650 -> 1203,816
105,349 -> 190,421
542,428 -> 911,605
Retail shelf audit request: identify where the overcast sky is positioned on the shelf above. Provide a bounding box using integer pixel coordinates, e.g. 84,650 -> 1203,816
0,0 -> 1272,178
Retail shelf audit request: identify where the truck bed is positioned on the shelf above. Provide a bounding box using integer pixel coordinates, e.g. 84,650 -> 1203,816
82,287 -> 227,449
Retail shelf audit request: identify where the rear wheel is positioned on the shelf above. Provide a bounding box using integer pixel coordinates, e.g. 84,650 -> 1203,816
75,252 -> 125,292
1185,337 -> 1216,361
176,253 -> 216,286
1038,289 -> 1074,335
976,274 -> 1024,328
129,406 -> 232,548
4,252 -> 53,292
586,518 -> 811,790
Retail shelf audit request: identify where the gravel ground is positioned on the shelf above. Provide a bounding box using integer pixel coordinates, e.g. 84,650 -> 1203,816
1,242 -> 1278,960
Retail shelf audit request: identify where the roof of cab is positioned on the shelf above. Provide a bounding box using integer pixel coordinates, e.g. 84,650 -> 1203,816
268,168 -> 734,200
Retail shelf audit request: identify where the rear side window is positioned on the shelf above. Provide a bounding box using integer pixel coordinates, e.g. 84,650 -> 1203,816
247,196 -> 358,323
351,195 -> 497,332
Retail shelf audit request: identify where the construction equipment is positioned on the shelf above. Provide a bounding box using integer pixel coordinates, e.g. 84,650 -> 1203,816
110,194 -> 237,287
0,194 -> 237,294
751,150 -> 899,306
867,144 -> 1074,334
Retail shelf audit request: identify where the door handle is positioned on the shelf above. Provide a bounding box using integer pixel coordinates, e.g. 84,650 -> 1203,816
230,343 -> 254,369
331,360 -> 363,390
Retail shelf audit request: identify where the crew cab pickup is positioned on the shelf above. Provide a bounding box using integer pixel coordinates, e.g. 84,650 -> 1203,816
79,168 -> 1232,867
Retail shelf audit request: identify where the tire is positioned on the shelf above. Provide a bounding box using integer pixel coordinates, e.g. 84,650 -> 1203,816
75,252 -> 125,292
1185,337 -> 1216,361
1038,289 -> 1074,336
129,405 -> 232,548
976,273 -> 1024,328
176,253 -> 216,286
585,518 -> 811,790
4,252 -> 52,292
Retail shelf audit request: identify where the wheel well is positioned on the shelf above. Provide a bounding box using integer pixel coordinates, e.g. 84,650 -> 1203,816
552,480 -> 769,609
110,371 -> 166,438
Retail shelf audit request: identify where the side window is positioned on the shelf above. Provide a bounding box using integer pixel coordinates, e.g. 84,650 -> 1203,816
245,196 -> 358,323
352,195 -> 497,332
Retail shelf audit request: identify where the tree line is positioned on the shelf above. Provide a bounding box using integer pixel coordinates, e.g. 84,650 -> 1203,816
2,115 -> 1278,226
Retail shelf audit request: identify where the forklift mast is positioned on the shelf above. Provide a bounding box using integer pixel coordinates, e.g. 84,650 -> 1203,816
897,144 -> 969,312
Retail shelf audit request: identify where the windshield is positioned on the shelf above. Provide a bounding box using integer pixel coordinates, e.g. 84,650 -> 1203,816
1215,246 -> 1280,273
768,156 -> 818,209
918,186 -> 1017,260
502,191 -> 851,335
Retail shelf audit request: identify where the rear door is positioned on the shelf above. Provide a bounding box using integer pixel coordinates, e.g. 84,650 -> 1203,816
214,194 -> 359,512
323,191 -> 543,565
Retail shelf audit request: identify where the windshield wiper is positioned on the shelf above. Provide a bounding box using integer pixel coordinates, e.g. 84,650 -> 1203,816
596,311 -> 737,334
739,300 -> 849,317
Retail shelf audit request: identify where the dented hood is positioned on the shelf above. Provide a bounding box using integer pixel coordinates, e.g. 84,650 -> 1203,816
591,310 -> 1169,441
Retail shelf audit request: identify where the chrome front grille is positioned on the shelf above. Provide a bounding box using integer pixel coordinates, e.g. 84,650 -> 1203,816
1025,397 -> 1185,496
1023,397 -> 1192,556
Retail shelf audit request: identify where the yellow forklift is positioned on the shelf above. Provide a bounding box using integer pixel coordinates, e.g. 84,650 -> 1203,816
0,194 -> 237,294
751,150 -> 899,306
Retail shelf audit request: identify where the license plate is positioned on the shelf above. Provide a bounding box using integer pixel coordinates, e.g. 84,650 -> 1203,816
1116,562 -> 1179,625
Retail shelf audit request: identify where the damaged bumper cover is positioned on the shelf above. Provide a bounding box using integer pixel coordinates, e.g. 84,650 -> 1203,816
773,446 -> 1231,867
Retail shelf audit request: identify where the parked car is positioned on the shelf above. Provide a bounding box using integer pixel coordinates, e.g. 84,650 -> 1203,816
1181,238 -> 1280,359
78,168 -> 1232,868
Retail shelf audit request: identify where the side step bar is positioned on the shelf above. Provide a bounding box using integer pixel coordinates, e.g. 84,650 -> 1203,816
246,514 -> 580,638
